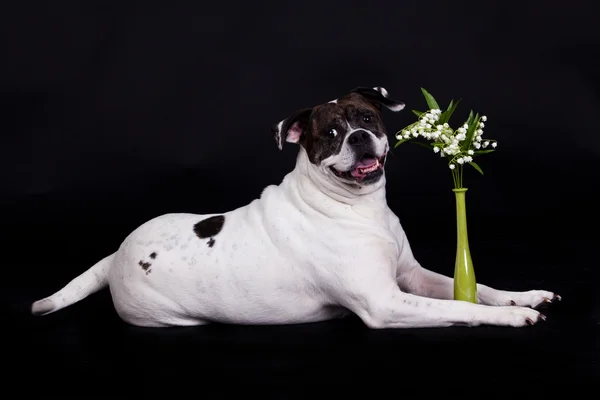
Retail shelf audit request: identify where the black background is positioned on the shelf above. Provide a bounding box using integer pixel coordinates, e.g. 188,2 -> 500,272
2,0 -> 598,396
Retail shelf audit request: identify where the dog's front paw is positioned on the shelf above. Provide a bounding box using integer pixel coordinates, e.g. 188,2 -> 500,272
495,306 -> 546,327
505,290 -> 561,309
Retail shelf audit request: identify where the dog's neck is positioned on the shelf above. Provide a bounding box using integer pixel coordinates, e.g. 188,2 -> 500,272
288,148 -> 388,215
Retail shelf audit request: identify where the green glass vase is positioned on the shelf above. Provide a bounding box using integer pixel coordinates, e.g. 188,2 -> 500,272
452,188 -> 477,303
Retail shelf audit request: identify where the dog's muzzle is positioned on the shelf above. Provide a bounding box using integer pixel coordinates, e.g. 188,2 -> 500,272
330,130 -> 386,182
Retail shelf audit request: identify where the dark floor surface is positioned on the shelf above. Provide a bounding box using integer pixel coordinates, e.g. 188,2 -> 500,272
3,217 -> 599,397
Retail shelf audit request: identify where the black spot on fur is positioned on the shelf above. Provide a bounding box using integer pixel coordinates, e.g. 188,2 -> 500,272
207,238 -> 215,247
193,215 -> 225,238
149,252 -> 157,259
138,260 -> 151,273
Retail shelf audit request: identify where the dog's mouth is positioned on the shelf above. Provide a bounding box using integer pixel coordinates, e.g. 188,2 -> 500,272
329,153 -> 386,183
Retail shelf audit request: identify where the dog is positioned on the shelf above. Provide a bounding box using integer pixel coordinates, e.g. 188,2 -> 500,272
31,87 -> 560,328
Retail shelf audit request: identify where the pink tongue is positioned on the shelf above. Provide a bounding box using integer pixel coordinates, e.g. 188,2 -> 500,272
357,157 -> 377,168
351,157 -> 377,177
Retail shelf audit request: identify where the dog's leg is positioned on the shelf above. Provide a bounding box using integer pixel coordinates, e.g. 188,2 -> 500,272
340,279 -> 545,329
398,264 -> 560,308
389,216 -> 561,308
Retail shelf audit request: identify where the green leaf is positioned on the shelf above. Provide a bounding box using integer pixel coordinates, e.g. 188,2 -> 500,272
420,88 -> 440,110
466,110 -> 474,126
394,138 -> 410,148
474,149 -> 495,155
462,113 -> 480,151
412,110 -> 424,117
439,98 -> 461,125
468,161 -> 484,175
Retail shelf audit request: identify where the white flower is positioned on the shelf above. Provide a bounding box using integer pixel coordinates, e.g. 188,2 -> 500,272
456,133 -> 466,141
404,133 -> 410,139
467,150 -> 474,155
440,150 -> 445,157
457,127 -> 466,134
491,142 -> 497,148
463,123 -> 469,129
425,113 -> 432,118
476,129 -> 483,135
479,122 -> 485,128
457,157 -> 464,164
425,123 -> 432,129
445,145 -> 460,155
476,136 -> 482,142
443,123 -> 449,128
465,156 -> 473,162
449,164 -> 455,170
475,142 -> 481,149
481,116 -> 487,121
433,147 -> 440,153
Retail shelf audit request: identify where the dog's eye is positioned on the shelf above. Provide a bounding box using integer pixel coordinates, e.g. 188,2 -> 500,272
328,128 -> 338,137
363,115 -> 372,123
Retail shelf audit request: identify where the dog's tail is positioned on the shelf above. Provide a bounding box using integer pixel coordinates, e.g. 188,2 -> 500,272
31,253 -> 115,316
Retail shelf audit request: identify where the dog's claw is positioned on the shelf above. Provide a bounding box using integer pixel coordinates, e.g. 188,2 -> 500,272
543,294 -> 562,304
539,313 -> 547,322
510,300 -> 516,306
525,318 -> 534,326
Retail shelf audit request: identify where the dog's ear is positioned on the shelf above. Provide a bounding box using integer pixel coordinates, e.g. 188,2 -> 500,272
272,107 -> 313,151
351,86 -> 405,112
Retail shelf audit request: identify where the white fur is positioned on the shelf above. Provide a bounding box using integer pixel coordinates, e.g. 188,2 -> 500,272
31,128 -> 559,329
275,120 -> 284,149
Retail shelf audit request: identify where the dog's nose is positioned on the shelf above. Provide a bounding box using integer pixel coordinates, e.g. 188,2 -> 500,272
347,130 -> 371,147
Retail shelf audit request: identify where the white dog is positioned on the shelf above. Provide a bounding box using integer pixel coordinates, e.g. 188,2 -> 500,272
31,87 -> 560,328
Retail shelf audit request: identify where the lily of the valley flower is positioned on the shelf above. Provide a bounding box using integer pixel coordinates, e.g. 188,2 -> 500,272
394,88 -> 499,189
396,109 -> 498,172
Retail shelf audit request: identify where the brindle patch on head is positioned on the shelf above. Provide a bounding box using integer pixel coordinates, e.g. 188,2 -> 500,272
303,104 -> 346,164
336,93 -> 388,138
303,94 -> 387,164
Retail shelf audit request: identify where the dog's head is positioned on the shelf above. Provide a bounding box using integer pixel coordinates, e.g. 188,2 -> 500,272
272,87 -> 404,186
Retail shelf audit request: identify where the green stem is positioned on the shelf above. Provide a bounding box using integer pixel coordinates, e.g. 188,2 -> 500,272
451,168 -> 459,189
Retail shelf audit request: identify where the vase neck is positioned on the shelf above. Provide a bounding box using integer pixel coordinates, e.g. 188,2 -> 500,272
453,188 -> 469,245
